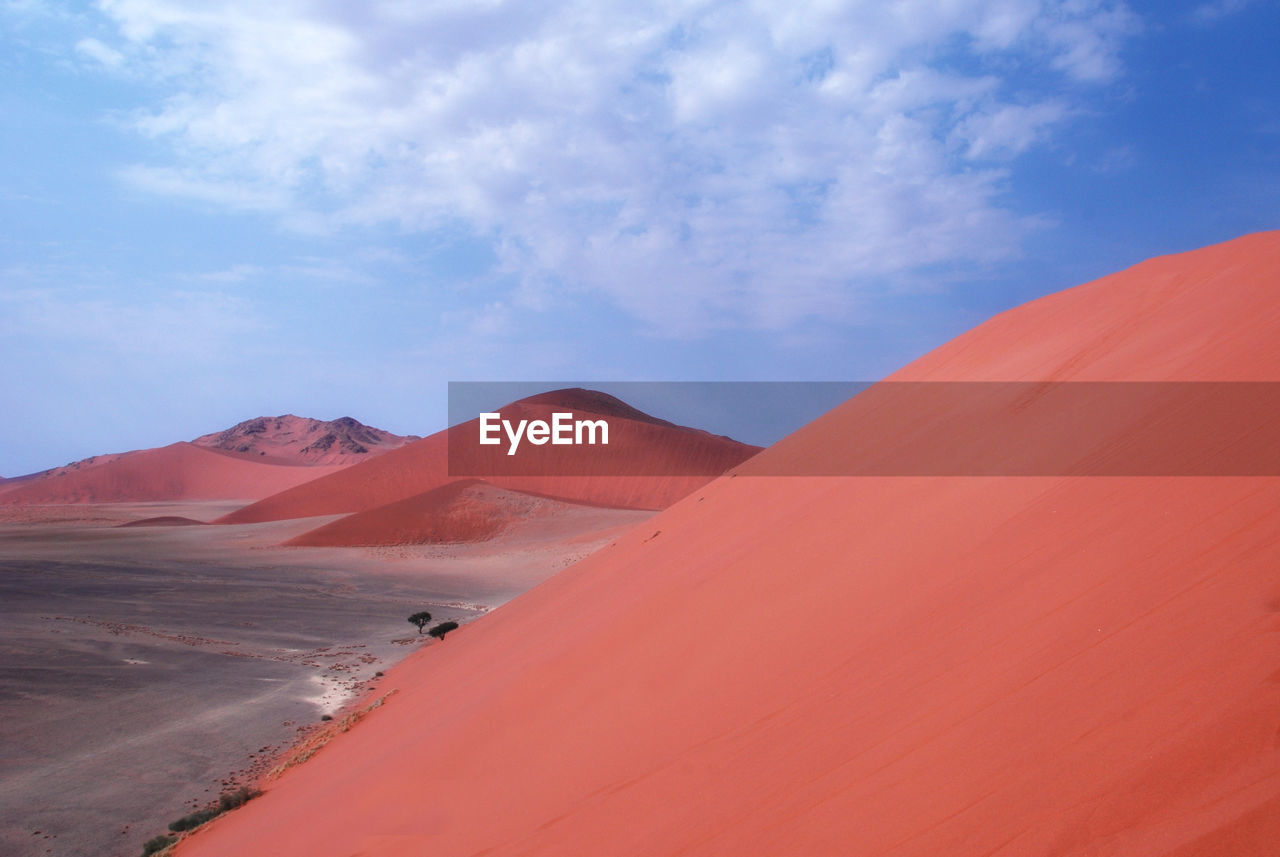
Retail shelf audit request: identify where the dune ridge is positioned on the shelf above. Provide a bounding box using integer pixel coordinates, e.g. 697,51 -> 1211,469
175,231 -> 1280,857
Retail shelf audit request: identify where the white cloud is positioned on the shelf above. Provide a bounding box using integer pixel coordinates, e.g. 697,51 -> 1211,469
88,0 -> 1138,334
75,36 -> 124,67
1191,0 -> 1253,23
0,285 -> 265,359
118,164 -> 288,211
954,102 -> 1074,158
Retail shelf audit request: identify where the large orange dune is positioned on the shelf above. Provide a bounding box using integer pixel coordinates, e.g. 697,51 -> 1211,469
177,232 -> 1280,857
219,388 -> 762,524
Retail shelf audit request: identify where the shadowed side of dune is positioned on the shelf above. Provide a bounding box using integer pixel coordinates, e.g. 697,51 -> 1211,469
284,479 -> 591,546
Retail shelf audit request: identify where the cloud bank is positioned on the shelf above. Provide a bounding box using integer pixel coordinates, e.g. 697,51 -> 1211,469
91,0 -> 1137,334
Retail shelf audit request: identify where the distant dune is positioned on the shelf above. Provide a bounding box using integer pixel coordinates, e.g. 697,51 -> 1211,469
0,415 -> 412,506
191,415 -> 417,465
174,232 -> 1280,857
219,389 -> 761,525
285,479 -> 601,547
0,443 -> 350,505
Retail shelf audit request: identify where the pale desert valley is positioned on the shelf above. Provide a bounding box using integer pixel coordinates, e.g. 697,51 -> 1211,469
2,231 -> 1278,856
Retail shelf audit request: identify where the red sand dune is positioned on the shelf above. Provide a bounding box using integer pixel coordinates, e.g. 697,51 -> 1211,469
285,479 -> 592,546
191,414 -> 417,465
219,389 -> 761,525
176,232 -> 1280,857
0,443 -> 348,505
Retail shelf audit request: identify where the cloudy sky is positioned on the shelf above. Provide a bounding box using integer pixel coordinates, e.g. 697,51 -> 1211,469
2,0 -> 1277,473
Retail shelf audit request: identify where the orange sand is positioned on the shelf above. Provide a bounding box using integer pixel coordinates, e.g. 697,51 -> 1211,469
285,479 -> 604,547
0,443 -> 348,505
176,232 -> 1280,857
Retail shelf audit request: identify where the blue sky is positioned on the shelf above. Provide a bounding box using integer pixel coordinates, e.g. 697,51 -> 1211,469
1,0 -> 1277,475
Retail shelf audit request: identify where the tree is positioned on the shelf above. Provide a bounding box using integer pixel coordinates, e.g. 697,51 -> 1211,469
408,611 -> 432,634
428,621 -> 459,640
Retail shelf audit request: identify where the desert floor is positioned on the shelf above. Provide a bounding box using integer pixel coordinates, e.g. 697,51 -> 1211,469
0,500 -> 649,857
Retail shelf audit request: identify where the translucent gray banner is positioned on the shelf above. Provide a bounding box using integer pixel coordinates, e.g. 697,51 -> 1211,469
447,382 -> 1280,477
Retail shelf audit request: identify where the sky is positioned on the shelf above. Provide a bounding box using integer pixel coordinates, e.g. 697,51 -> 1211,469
1,0 -> 1277,475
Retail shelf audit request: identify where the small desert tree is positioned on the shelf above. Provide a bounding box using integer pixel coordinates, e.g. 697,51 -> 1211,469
428,621 -> 459,640
407,611 -> 432,634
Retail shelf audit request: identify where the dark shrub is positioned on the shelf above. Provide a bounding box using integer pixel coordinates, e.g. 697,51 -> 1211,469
428,621 -> 459,640
141,834 -> 175,856
407,611 -> 432,633
165,787 -> 260,834
218,786 -> 258,811
168,807 -> 217,832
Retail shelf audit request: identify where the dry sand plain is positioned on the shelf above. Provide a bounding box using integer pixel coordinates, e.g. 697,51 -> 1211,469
0,500 -> 650,857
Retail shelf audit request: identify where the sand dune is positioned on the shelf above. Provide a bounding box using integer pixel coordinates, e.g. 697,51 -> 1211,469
1,415 -> 414,506
220,389 -> 761,524
285,479 -> 601,547
175,232 -> 1280,857
0,443 -> 348,505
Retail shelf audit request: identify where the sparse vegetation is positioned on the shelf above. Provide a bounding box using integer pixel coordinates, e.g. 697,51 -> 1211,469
428,621 -> 458,640
407,611 -> 433,634
168,806 -> 219,832
266,690 -> 397,781
320,714 -> 333,721
141,834 -> 175,856
216,786 -> 257,812
164,786 -> 260,835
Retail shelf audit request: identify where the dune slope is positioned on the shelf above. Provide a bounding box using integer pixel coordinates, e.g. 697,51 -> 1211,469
219,389 -> 761,524
284,479 -> 597,546
0,443 -> 348,505
177,232 -> 1280,857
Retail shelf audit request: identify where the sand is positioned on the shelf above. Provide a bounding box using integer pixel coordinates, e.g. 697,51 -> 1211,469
172,231 -> 1280,857
0,415 -> 418,507
0,444 -> 348,506
285,479 -> 628,547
